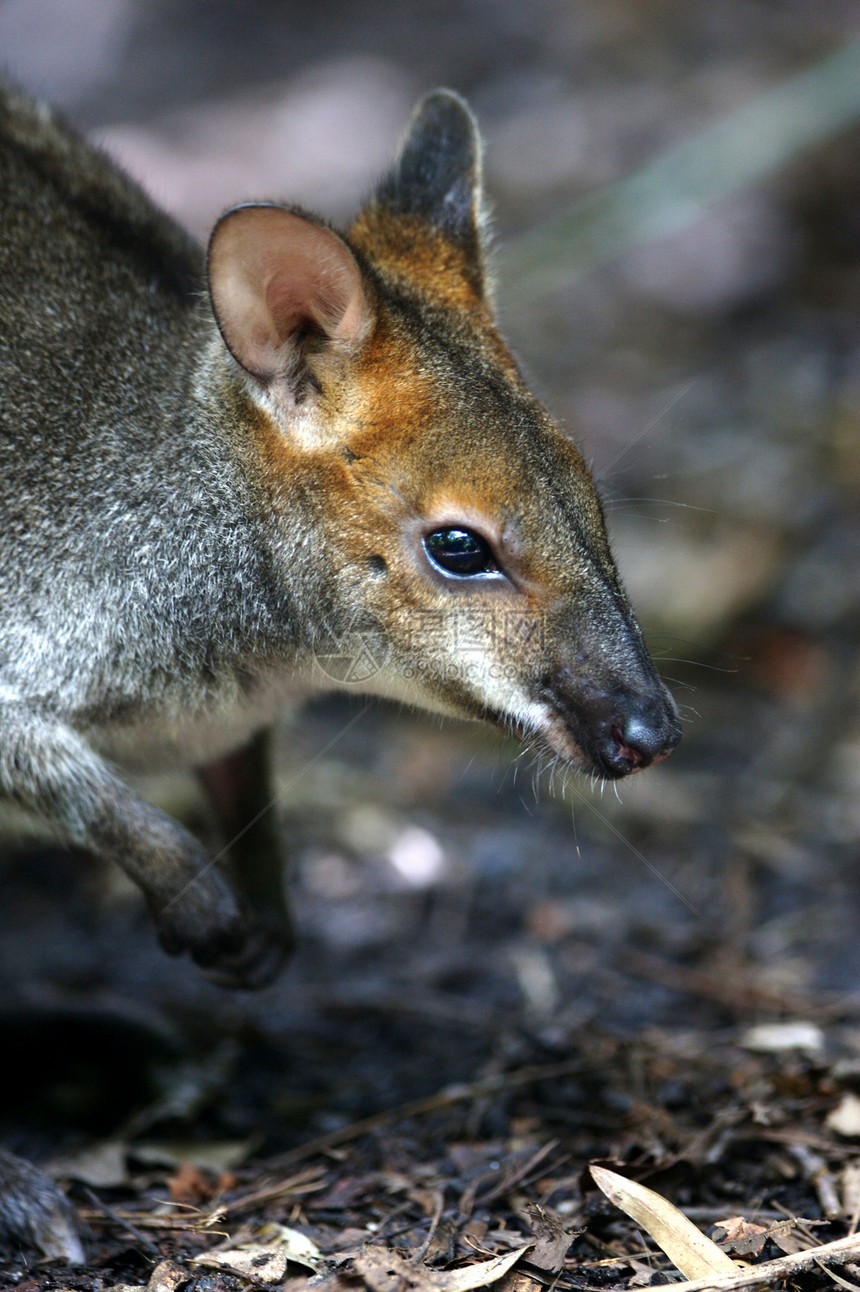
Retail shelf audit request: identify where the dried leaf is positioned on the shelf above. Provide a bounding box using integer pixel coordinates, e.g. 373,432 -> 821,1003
590,1165 -> 736,1278
430,1249 -> 532,1292
192,1224 -> 324,1282
711,1216 -> 769,1258
496,1274 -> 541,1292
193,1243 -> 289,1283
828,1094 -> 860,1138
257,1223 -> 325,1270
167,1162 -> 214,1203
521,1202 -> 572,1273
48,1140 -> 130,1188
147,1260 -> 191,1292
353,1243 -> 530,1292
740,1022 -> 824,1053
132,1138 -> 253,1171
712,1216 -> 801,1259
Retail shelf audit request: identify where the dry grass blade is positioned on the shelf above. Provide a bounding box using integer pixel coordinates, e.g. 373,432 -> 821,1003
815,1257 -> 860,1292
589,1165 -> 737,1278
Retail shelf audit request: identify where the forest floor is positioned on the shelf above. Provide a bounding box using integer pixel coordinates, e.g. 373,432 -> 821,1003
3,684 -> 860,1292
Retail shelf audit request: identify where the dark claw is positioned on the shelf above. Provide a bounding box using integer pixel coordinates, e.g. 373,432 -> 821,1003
198,919 -> 293,990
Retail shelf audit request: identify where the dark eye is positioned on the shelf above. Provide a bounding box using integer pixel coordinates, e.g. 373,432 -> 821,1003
423,528 -> 498,578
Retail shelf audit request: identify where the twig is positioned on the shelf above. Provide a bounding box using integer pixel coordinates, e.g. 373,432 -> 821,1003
83,1186 -> 161,1259
658,1232 -> 860,1292
219,1165 -> 329,1215
477,1141 -> 561,1205
409,1190 -> 446,1264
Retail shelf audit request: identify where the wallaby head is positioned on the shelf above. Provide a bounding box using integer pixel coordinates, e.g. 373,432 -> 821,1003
207,91 -> 680,777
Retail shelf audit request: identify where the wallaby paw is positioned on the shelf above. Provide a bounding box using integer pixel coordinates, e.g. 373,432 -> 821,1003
154,898 -> 292,990
0,1149 -> 85,1264
200,916 -> 293,990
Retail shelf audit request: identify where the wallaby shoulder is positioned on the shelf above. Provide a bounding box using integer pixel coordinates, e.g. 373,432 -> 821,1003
0,79 -> 201,299
0,84 -> 292,733
0,79 -> 207,461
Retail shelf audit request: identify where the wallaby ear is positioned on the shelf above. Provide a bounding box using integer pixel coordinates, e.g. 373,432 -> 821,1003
207,204 -> 372,405
374,89 -> 485,256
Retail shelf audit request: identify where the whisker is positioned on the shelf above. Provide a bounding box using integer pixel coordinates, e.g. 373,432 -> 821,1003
609,497 -> 717,512
567,782 -> 698,914
656,658 -> 742,674
597,379 -> 699,479
677,707 -> 701,722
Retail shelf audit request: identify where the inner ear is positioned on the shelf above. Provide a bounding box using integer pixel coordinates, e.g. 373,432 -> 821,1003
207,204 -> 372,393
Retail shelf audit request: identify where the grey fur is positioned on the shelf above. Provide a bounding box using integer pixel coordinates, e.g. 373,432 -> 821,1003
0,83 -> 303,983
0,1149 -> 84,1263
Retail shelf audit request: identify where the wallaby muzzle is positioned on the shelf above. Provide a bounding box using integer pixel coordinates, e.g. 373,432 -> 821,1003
538,600 -> 681,777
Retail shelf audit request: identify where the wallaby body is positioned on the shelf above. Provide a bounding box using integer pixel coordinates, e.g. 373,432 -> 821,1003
0,81 -> 680,999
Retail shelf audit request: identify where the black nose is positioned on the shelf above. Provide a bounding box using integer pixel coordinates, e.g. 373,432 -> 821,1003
599,705 -> 681,777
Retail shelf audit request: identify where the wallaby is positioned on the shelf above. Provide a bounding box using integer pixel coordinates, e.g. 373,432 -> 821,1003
0,80 -> 680,1003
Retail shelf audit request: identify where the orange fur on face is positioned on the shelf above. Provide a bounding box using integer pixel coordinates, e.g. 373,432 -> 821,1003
350,210 -> 484,314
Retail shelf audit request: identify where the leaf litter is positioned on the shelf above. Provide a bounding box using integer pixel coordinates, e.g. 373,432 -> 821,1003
8,1023 -> 860,1291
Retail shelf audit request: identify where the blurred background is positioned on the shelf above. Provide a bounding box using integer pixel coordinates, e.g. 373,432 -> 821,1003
2,0 -> 860,1157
